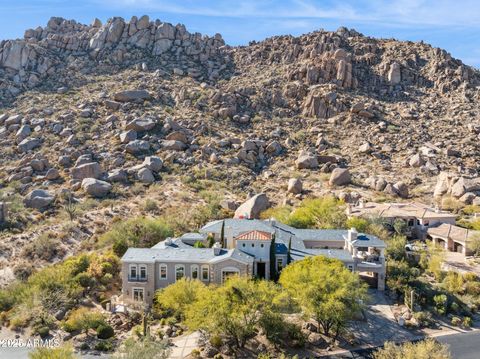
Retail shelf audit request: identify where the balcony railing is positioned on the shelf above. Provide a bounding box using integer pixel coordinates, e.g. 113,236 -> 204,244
128,275 -> 148,282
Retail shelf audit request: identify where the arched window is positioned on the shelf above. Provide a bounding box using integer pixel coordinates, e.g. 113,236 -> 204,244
175,265 -> 185,281
159,264 -> 167,280
191,265 -> 199,279
201,265 -> 209,281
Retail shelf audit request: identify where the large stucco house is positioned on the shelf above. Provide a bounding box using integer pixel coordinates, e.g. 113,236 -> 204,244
121,218 -> 387,307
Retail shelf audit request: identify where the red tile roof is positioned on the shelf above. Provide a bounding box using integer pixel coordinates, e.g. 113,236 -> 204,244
235,230 -> 272,241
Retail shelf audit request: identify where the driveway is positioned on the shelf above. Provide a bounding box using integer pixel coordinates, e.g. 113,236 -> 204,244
169,331 -> 200,359
346,290 -> 420,348
443,252 -> 480,276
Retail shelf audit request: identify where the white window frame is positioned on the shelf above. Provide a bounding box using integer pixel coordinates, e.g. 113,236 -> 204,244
129,264 -> 137,280
132,287 -> 144,302
201,265 -> 209,281
159,264 -> 168,280
175,265 -> 185,281
191,265 -> 199,279
139,265 -> 147,280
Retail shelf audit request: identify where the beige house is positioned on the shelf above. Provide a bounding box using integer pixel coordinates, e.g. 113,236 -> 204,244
121,219 -> 387,307
427,223 -> 478,255
348,201 -> 457,239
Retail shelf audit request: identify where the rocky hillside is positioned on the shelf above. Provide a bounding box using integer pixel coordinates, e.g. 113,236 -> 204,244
0,16 -> 480,283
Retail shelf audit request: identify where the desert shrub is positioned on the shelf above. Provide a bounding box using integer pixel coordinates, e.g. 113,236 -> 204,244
434,294 -> 448,315
29,344 -> 78,359
413,311 -> 433,328
462,316 -> 472,328
465,281 -> 480,296
96,324 -> 115,339
95,340 -> 114,351
75,272 -> 94,288
22,232 -> 62,261
100,217 -> 173,256
287,197 -> 347,229
209,334 -> 223,348
193,241 -> 205,248
386,260 -> 420,296
63,308 -> 106,333
443,272 -> 464,294
144,199 -> 159,213
112,337 -> 170,359
13,262 -> 35,281
373,339 -> 450,359
451,316 -> 462,326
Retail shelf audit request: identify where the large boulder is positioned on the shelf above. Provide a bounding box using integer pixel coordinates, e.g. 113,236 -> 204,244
24,189 -> 54,209
137,168 -> 155,184
18,138 -> 41,153
287,178 -> 303,194
81,178 -> 112,198
71,162 -> 103,180
329,168 -> 351,186
234,193 -> 270,219
143,156 -> 163,172
125,118 -> 156,132
160,140 -> 187,151
125,140 -> 150,155
113,90 -> 151,102
295,152 -> 318,169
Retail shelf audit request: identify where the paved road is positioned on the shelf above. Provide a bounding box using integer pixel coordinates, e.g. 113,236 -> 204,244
324,331 -> 480,359
437,331 -> 480,359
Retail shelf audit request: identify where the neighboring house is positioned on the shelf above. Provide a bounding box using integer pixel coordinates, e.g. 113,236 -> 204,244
427,223 -> 478,256
348,201 -> 456,239
121,218 -> 387,307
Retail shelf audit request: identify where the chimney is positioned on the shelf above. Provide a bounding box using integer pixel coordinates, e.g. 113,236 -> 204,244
213,242 -> 222,255
225,226 -> 234,249
348,228 -> 358,242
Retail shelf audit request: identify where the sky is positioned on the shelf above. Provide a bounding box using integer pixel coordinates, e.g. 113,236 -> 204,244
0,0 -> 479,68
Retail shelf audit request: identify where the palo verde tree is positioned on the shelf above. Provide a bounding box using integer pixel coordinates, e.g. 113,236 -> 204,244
279,256 -> 368,338
185,276 -> 284,348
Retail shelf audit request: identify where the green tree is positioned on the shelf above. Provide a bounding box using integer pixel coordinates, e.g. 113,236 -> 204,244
345,217 -> 370,233
374,339 -> 451,359
287,197 -> 347,229
112,337 -> 170,359
29,344 -> 78,359
393,218 -> 408,235
154,278 -> 208,320
386,235 -> 407,261
279,256 -> 368,337
220,220 -> 225,248
270,233 -> 277,281
193,241 -> 205,248
100,217 -> 173,256
185,277 -> 284,348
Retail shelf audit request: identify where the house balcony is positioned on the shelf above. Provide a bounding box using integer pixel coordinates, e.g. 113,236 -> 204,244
128,276 -> 148,282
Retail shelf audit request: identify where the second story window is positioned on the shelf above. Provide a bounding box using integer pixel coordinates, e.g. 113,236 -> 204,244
129,265 -> 137,279
139,265 -> 147,280
159,264 -> 167,280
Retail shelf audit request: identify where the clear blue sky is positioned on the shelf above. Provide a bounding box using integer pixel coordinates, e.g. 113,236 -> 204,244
1,0 -> 479,68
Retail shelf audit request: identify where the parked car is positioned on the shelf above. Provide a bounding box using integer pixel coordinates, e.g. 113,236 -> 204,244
405,242 -> 427,252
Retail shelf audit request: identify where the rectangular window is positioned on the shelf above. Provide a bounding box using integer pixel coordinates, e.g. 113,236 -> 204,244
133,288 -> 144,302
139,265 -> 147,280
191,265 -> 199,279
159,265 -> 167,279
201,266 -> 209,281
276,258 -> 284,271
176,265 -> 185,281
129,265 -> 137,279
